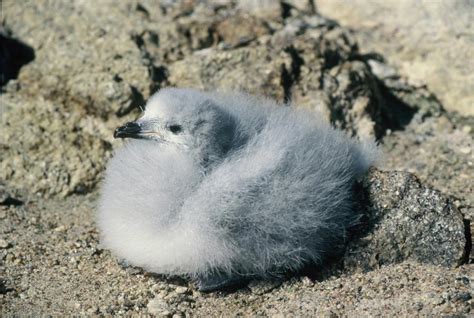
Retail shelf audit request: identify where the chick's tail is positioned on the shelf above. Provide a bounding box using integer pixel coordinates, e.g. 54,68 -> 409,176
351,137 -> 382,177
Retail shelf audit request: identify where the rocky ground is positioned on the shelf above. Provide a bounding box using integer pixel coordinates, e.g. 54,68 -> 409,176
1,0 -> 472,316
317,0 -> 474,116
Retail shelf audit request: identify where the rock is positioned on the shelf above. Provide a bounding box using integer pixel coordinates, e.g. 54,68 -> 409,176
2,0 -> 447,196
2,1 -> 154,119
169,15 -> 418,140
174,287 -> 189,295
168,46 -> 291,102
0,239 -> 10,249
147,297 -> 173,316
381,114 -> 473,263
346,169 -> 467,272
1,94 -> 113,197
316,0 -> 474,115
453,291 -> 472,302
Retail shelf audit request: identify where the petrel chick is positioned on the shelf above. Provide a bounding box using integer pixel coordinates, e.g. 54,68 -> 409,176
98,88 -> 379,291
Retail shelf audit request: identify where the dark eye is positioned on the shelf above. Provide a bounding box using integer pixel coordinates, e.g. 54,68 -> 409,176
169,124 -> 182,134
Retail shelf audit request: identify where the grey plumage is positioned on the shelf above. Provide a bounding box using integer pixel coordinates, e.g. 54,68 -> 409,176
98,88 -> 379,290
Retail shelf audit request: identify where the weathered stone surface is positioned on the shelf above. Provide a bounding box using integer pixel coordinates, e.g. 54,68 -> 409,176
382,114 -> 474,264
347,169 -> 467,271
316,0 -> 474,115
169,46 -> 291,101
2,0 -> 449,196
3,1 -> 152,119
1,93 -> 114,197
169,15 -> 419,139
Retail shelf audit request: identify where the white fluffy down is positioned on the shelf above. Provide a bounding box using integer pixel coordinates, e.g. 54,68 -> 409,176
98,88 -> 379,278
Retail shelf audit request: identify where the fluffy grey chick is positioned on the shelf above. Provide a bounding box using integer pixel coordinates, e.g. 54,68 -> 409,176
98,88 -> 379,291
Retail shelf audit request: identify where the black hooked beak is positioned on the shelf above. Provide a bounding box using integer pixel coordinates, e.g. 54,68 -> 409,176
114,121 -> 142,139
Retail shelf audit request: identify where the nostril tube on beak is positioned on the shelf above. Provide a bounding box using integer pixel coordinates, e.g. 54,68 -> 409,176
114,121 -> 142,139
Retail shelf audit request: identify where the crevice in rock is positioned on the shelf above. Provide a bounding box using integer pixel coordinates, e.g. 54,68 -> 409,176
116,85 -> 146,117
287,46 -> 304,84
148,65 -> 169,95
0,184 -> 24,206
0,279 -> 14,295
462,218 -> 472,264
352,53 -> 445,135
0,196 -> 23,206
350,52 -> 386,64
321,49 -> 344,71
280,46 -> 304,103
376,81 -> 419,132
308,0 -> 317,14
131,32 -> 145,51
130,32 -> 169,108
280,1 -> 293,20
280,64 -> 293,103
0,27 -> 35,87
135,3 -> 150,19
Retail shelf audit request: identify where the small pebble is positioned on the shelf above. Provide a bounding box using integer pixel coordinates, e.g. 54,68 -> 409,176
87,306 -> 98,314
54,225 -> 66,232
0,239 -> 10,249
432,297 -> 445,305
175,286 -> 188,294
459,147 -> 471,154
147,298 -> 173,316
301,276 -> 314,286
461,125 -> 472,134
453,292 -> 472,302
